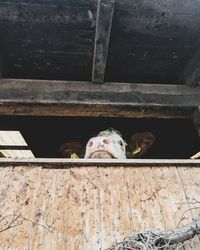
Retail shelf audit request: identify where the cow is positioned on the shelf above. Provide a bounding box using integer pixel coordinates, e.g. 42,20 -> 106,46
60,128 -> 155,159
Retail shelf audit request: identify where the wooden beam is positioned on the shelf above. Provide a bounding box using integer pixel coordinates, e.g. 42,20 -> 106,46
92,0 -> 115,84
0,130 -> 34,158
0,2 -> 95,27
0,158 -> 200,168
0,79 -> 200,118
183,49 -> 200,87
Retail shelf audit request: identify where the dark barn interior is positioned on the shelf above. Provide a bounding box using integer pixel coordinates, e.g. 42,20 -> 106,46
0,0 -> 200,159
0,115 -> 199,159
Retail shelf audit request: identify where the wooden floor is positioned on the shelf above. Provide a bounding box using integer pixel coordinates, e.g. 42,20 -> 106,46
0,161 -> 200,249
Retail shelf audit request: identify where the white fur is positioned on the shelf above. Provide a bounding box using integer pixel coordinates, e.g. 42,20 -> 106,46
84,129 -> 127,159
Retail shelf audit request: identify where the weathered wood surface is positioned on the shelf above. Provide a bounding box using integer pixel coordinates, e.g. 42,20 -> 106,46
0,158 -> 200,167
1,0 -> 200,84
0,1 -> 96,81
0,131 -> 34,158
0,78 -> 200,118
106,0 -> 200,84
0,162 -> 200,249
92,0 -> 115,83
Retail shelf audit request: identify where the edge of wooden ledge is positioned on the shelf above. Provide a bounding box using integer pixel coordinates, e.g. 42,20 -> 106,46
0,158 -> 200,168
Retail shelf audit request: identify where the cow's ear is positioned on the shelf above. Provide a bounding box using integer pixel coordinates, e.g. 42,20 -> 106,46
59,141 -> 84,158
127,132 -> 155,158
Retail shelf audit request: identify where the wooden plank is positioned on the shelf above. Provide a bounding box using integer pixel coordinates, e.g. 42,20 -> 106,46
92,0 -> 115,83
107,167 -> 133,243
18,167 -> 44,249
0,22 -> 94,56
125,166 -> 193,229
115,0 -> 200,14
78,167 -> 102,249
28,168 -> 57,249
176,167 -> 200,248
124,167 -> 164,230
0,131 -> 34,158
0,3 -> 95,28
0,166 -> 40,249
0,158 -> 200,167
3,54 -> 92,81
113,4 -> 200,34
107,47 -> 187,71
97,166 -> 133,248
105,0 -> 200,85
65,167 -> 86,249
1,165 -> 200,249
0,0 -> 96,8
0,19 -> 94,80
117,166 -> 199,249
0,78 -> 200,118
0,166 -> 13,220
150,167 -> 193,229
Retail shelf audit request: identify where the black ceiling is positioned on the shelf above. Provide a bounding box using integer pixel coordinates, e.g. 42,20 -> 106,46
0,0 -> 200,85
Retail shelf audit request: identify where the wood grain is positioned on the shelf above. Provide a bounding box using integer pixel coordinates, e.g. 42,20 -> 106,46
92,0 -> 115,83
0,162 -> 200,249
0,78 -> 199,118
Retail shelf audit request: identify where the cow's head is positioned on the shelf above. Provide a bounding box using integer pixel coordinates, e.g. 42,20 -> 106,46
84,128 -> 126,159
60,128 -> 155,159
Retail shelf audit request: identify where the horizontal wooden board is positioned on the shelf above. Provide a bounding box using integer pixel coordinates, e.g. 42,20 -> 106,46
115,0 -> 200,14
3,55 -> 93,81
0,162 -> 200,249
105,5 -> 200,83
0,23 -> 94,55
0,158 -> 200,167
0,3 -> 96,27
105,0 -> 200,84
0,0 -> 96,8
0,78 -> 199,118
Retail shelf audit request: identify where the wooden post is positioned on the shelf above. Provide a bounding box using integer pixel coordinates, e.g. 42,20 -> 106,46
92,0 -> 115,84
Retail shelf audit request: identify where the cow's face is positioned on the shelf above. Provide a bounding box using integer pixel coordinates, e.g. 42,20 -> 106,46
84,129 -> 127,159
60,128 -> 155,159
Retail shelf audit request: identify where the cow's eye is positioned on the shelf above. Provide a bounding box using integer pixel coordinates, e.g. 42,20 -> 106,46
118,140 -> 123,147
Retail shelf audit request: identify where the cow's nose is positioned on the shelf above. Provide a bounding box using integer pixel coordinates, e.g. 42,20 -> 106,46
88,137 -> 110,148
103,138 -> 110,144
98,138 -> 110,147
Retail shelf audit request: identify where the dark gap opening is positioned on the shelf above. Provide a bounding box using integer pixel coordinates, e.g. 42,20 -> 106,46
0,115 -> 199,159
